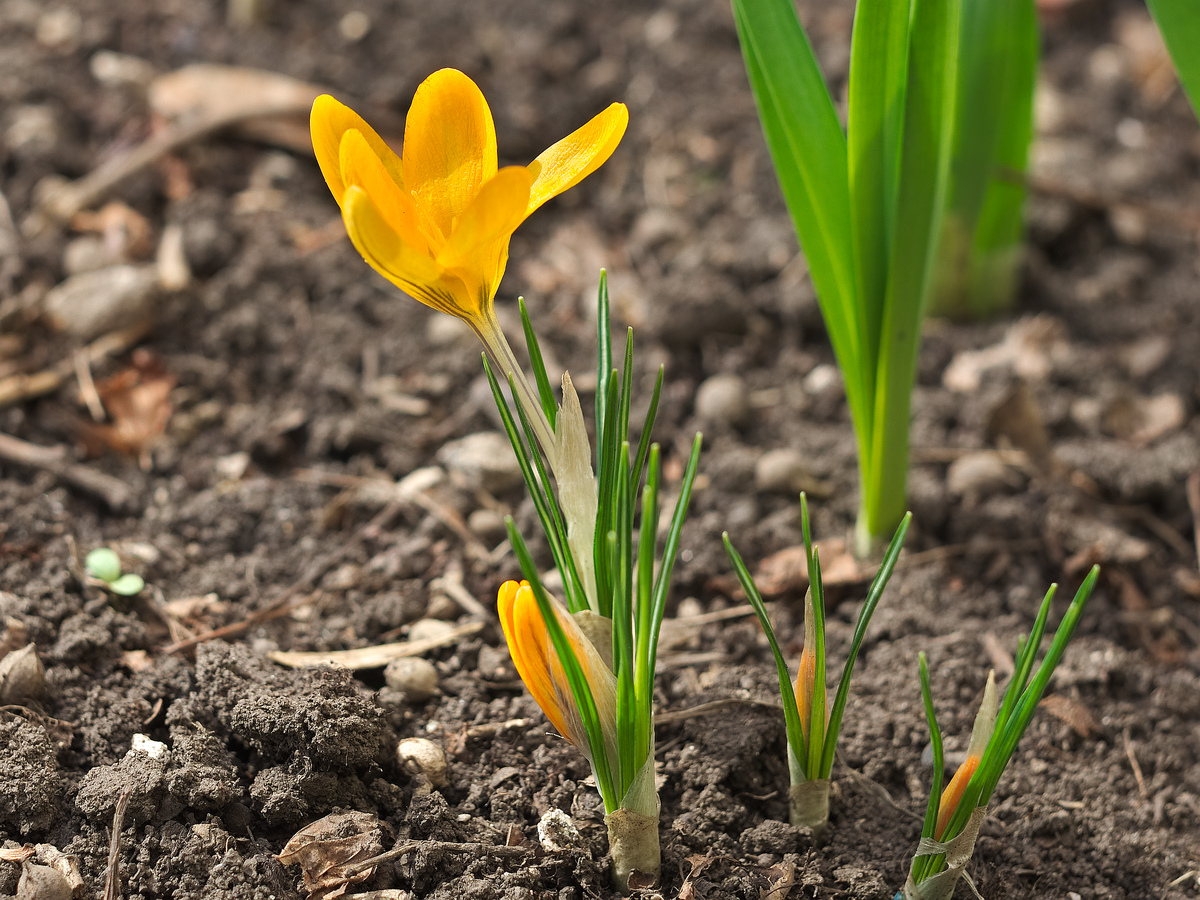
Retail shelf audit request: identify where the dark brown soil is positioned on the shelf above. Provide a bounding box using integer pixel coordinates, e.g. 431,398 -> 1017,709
1,0 -> 1198,898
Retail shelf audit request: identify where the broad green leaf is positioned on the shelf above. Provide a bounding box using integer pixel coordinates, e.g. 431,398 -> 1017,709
731,0 -> 864,436
848,0 -> 912,394
110,573 -> 145,596
85,547 -> 121,583
865,0 -> 961,542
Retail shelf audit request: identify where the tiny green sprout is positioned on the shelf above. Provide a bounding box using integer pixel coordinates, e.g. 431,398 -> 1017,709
724,494 -> 910,837
85,548 -> 144,596
901,565 -> 1100,900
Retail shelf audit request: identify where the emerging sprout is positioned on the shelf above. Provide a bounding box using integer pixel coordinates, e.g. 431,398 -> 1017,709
725,495 -> 910,837
903,565 -> 1100,899
85,548 -> 144,596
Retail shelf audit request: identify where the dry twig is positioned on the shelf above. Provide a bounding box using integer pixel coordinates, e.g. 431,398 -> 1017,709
0,431 -> 137,511
102,786 -> 133,900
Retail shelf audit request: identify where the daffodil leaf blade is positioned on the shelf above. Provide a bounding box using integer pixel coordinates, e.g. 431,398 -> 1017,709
865,0 -> 960,541
731,0 -> 866,425
848,0 -> 912,388
1146,0 -> 1200,116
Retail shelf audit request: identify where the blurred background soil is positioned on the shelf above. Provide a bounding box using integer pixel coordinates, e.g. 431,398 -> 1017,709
0,0 -> 1198,897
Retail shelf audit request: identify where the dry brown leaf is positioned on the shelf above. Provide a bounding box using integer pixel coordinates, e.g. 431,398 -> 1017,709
751,537 -> 867,597
1114,11 -> 1177,107
1039,693 -> 1100,738
760,860 -> 796,900
79,349 -> 175,468
943,316 -> 1070,393
149,64 -> 328,154
70,202 -> 154,260
278,812 -> 389,900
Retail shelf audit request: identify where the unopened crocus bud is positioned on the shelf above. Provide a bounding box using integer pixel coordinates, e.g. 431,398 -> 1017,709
934,671 -> 997,840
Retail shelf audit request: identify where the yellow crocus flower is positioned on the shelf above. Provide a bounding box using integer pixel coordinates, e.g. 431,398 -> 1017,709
310,67 -> 627,337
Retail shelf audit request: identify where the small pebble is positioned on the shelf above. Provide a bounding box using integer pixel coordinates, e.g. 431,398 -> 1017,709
40,264 -> 158,341
130,733 -> 168,759
537,809 -> 582,851
694,373 -> 749,429
438,432 -> 524,494
803,364 -> 842,397
384,657 -> 439,702
62,235 -> 110,275
397,738 -> 447,787
17,864 -> 72,900
338,10 -> 371,41
676,597 -> 703,619
946,451 -> 1014,499
754,448 -> 814,495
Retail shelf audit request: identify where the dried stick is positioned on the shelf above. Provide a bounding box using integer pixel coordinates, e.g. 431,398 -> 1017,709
40,100 -> 315,222
0,322 -> 151,410
342,840 -> 528,878
0,431 -> 137,511
102,786 -> 133,900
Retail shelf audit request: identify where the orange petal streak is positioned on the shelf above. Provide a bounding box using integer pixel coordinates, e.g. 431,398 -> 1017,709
794,646 -> 816,746
935,755 -> 980,840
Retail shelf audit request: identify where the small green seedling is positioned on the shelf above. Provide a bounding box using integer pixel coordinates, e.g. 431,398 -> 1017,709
724,494 -> 910,836
85,548 -> 144,596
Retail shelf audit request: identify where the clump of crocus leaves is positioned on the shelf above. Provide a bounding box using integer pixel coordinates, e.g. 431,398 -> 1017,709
495,273 -> 701,890
724,495 -> 909,837
310,68 -> 702,890
902,565 -> 1100,899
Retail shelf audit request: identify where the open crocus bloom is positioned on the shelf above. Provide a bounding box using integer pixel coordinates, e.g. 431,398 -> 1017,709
497,580 -> 617,763
310,69 -> 628,339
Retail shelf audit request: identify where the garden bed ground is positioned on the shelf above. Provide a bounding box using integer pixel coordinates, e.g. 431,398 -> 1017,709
0,0 -> 1198,897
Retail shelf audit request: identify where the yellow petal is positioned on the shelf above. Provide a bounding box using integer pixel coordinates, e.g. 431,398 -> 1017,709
339,128 -> 428,255
498,580 -> 577,743
526,103 -> 628,216
437,165 -> 532,276
310,94 -> 403,208
497,581 -> 617,752
402,69 -> 498,241
342,185 -> 473,320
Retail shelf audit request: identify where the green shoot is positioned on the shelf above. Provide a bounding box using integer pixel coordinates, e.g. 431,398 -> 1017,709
905,566 -> 1100,895
928,0 -> 1038,319
732,0 -> 960,555
723,495 -> 911,833
85,548 -> 144,596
